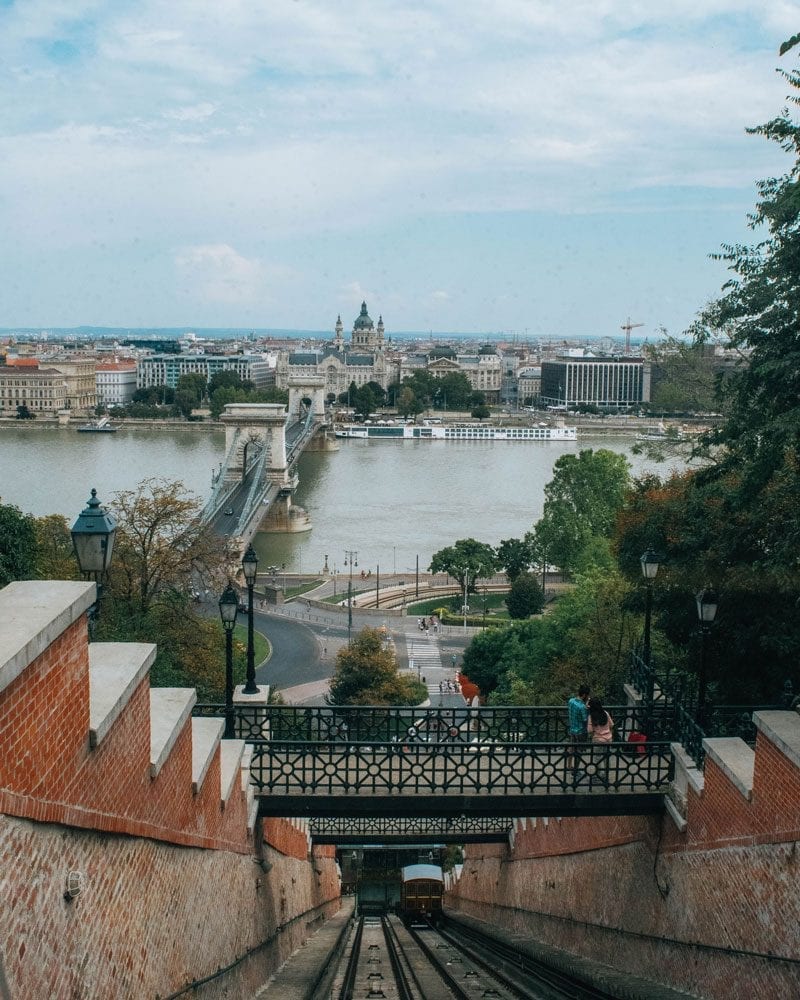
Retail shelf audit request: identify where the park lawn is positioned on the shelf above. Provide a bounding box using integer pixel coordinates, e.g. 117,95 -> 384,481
284,579 -> 324,600
233,623 -> 270,665
407,591 -> 511,619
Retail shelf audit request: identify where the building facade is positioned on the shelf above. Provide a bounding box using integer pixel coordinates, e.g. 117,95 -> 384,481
137,354 -> 273,391
0,365 -> 67,415
96,362 -> 138,407
47,358 -> 97,413
541,357 -> 650,408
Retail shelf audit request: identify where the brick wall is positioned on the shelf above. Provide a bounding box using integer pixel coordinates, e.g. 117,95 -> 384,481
447,715 -> 800,1000
0,581 -> 343,998
1,812 -> 340,1000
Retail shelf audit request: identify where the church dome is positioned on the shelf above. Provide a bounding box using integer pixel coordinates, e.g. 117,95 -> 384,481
353,301 -> 374,331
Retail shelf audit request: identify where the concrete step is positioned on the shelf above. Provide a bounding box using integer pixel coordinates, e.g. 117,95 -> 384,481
150,688 -> 196,778
702,737 -> 755,800
220,738 -> 245,807
89,642 -> 156,749
191,716 -> 224,794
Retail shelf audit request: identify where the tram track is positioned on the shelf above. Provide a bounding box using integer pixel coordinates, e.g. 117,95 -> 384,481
333,912 -> 624,1000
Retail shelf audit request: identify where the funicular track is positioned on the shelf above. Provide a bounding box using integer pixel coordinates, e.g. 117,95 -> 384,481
333,913 -> 623,1000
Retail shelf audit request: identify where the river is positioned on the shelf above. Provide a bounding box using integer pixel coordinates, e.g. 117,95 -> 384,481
0,425 -> 681,575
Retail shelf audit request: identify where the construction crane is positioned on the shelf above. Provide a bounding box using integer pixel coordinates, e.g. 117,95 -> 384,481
621,317 -> 643,355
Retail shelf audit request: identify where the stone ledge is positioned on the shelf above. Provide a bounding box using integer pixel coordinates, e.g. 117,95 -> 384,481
191,717 -> 224,794
753,710 -> 800,770
220,739 -> 245,806
89,642 -> 156,748
702,737 -> 754,801
150,688 -> 196,778
0,581 -> 95,696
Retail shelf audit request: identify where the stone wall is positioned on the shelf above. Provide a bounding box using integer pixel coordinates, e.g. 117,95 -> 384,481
447,712 -> 800,1000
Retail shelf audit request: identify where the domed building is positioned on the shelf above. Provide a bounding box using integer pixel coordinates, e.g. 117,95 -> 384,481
275,300 -> 398,401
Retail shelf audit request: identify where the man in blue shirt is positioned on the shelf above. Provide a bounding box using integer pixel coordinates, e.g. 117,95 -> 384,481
567,685 -> 590,780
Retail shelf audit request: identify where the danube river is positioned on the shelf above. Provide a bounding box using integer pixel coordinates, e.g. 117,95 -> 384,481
0,425 -> 681,575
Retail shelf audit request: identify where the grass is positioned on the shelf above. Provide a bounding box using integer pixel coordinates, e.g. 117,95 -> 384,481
232,623 -> 271,665
406,592 -> 511,620
284,579 -> 324,600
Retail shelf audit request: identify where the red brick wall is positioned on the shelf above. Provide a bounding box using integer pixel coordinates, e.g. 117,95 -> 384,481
0,812 -> 340,1000
0,619 -> 251,853
447,726 -> 800,1000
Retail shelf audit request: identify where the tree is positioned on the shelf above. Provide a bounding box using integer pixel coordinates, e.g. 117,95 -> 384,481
208,370 -> 247,395
328,627 -> 426,705
463,568 -> 638,705
471,403 -> 490,420
528,449 -> 630,577
644,336 -> 719,415
106,478 -> 226,614
496,537 -> 533,582
397,386 -> 421,418
0,501 -> 37,586
429,538 -> 497,594
436,372 -> 473,410
505,572 -> 544,619
33,514 -> 79,580
176,373 -> 207,404
15,404 -> 34,419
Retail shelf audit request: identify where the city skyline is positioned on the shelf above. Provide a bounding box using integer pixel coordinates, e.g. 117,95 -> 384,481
1,2 -> 797,335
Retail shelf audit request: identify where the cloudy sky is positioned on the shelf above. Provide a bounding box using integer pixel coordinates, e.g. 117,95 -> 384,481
1,1 -> 798,337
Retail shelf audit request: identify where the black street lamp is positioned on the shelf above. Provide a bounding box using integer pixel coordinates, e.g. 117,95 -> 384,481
218,583 -> 239,738
640,549 -> 661,736
242,544 -> 259,694
695,587 -> 719,729
71,488 -> 117,632
344,549 -> 358,645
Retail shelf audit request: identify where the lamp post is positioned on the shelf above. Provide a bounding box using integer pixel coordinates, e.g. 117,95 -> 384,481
241,544 -> 259,694
462,571 -> 470,632
218,583 -> 239,739
344,549 -> 358,645
640,549 -> 661,732
71,488 -> 117,633
695,587 -> 719,730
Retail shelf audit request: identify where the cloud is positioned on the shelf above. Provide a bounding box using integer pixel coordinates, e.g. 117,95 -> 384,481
175,244 -> 266,305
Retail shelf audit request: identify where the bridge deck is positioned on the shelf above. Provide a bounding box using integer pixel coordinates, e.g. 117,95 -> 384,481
250,740 -> 672,818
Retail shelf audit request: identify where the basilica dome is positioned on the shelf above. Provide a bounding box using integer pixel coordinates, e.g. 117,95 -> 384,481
353,301 -> 374,330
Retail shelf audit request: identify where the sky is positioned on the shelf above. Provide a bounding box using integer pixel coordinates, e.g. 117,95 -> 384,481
1,2 -> 799,338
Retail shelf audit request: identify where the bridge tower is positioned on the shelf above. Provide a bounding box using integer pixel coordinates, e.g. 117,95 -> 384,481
218,402 -> 310,535
288,376 -> 326,421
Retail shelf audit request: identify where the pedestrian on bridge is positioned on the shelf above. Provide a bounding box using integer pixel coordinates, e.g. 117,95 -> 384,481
587,698 -> 614,787
567,685 -> 590,781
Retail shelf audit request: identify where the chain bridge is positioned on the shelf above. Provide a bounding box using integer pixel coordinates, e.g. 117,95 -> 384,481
201,378 -> 333,548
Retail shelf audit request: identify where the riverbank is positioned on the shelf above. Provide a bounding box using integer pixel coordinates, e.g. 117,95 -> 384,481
0,416 -> 223,433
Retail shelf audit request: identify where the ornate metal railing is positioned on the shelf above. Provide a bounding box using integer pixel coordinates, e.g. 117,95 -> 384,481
627,652 -> 790,767
246,738 -> 674,801
193,703 -> 672,745
309,815 -> 515,842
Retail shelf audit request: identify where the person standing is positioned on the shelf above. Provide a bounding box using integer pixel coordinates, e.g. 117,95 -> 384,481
587,697 -> 614,786
567,685 -> 590,780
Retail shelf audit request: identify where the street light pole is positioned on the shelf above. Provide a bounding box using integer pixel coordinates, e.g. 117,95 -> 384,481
695,587 -> 719,730
415,554 -> 419,599
376,564 -> 380,607
462,571 -> 470,631
639,549 -> 661,733
218,583 -> 239,739
242,544 -> 259,694
344,549 -> 358,645
71,488 -> 117,636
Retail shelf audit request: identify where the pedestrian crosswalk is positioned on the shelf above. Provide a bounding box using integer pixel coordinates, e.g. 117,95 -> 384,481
405,631 -> 442,684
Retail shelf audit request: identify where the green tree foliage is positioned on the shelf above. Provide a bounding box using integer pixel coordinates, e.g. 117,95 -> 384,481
328,628 -> 426,705
505,572 -> 544,619
496,536 -> 533,582
15,404 -> 34,419
528,449 -> 630,577
176,372 -> 207,403
429,538 -> 497,593
471,403 -> 491,420
463,568 -> 637,704
0,501 -> 38,586
209,386 -> 287,419
396,386 -> 422,417
106,478 -> 226,614
208,370 -> 252,395
33,514 -> 78,580
645,336 -> 718,415
435,372 -> 473,410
